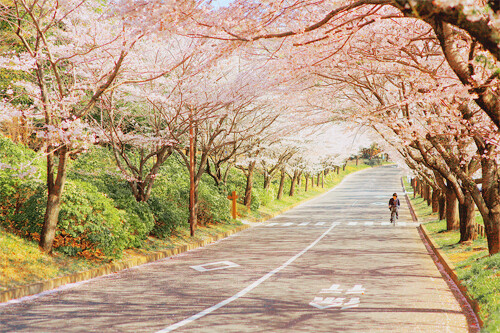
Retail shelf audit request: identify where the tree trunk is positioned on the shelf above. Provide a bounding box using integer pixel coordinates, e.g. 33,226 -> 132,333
305,174 -> 309,192
244,161 -> 256,209
336,166 -> 340,175
438,193 -> 446,220
40,146 -> 69,253
321,171 -> 324,188
356,156 -> 359,166
445,184 -> 459,230
425,184 -> 432,206
459,190 -> 477,242
431,189 -> 439,213
316,173 -> 320,186
277,168 -> 286,200
289,170 -> 298,197
263,171 -> 271,190
342,163 -> 346,171
311,175 -> 314,188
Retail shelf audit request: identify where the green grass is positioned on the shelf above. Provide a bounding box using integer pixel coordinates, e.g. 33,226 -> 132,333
404,179 -> 500,331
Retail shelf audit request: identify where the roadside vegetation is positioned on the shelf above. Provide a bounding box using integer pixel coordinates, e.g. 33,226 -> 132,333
404,181 -> 500,332
0,135 -> 373,293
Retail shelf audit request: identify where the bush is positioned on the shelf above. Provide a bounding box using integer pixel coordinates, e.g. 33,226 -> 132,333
71,147 -> 155,247
0,135 -> 43,228
13,180 -> 129,259
197,182 -> 230,225
148,176 -> 188,238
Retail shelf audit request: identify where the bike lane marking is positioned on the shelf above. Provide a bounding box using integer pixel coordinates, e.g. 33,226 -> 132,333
156,222 -> 340,333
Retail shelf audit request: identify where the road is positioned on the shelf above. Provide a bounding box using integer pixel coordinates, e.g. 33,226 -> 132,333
1,166 -> 476,332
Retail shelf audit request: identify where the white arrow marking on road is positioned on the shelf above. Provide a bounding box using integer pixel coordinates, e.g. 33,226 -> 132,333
346,285 -> 365,294
341,298 -> 360,310
309,297 -> 345,309
298,222 -> 309,226
320,284 -> 343,294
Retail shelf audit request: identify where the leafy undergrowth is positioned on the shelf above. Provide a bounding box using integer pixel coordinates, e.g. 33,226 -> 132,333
0,220 -> 243,292
240,163 -> 371,221
405,181 -> 500,332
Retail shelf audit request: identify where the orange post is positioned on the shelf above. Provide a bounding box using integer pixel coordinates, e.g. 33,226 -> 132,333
227,191 -> 238,219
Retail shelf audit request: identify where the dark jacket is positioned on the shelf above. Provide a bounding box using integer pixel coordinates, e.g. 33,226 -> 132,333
389,198 -> 400,208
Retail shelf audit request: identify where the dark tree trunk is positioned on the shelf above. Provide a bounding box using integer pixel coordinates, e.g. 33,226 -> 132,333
263,171 -> 271,190
438,193 -> 446,220
425,184 -> 432,206
321,171 -> 324,188
459,190 -> 477,242
431,189 -> 439,213
305,174 -> 309,192
244,161 -> 256,209
277,168 -> 286,200
316,173 -> 320,186
289,170 -> 298,197
40,146 -> 69,253
445,184 -> 459,230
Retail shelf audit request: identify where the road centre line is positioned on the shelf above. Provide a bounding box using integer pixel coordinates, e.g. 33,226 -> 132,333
156,223 -> 340,333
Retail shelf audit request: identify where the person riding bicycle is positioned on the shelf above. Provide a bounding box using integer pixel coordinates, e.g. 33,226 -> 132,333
388,193 -> 400,223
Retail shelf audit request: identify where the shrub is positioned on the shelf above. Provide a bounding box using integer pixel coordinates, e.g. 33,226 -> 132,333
148,176 -> 188,238
71,147 -> 155,247
197,182 -> 230,224
13,180 -> 129,259
0,135 -> 42,228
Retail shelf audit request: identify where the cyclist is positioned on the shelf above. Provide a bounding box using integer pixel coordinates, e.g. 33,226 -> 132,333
389,193 -> 400,224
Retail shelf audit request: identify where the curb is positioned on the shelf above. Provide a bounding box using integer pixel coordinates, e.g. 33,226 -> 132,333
1,224 -> 250,304
418,224 -> 483,327
403,183 -> 483,328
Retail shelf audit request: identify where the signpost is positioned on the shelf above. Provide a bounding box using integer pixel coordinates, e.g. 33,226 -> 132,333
227,191 -> 238,219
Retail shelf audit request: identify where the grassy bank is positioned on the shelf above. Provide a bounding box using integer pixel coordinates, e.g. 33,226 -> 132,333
404,181 -> 500,332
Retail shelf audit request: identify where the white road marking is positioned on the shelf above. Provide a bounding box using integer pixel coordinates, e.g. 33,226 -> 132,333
364,222 -> 374,226
157,223 -> 340,333
282,222 -> 294,226
346,285 -> 365,294
381,222 -> 391,226
190,261 -> 240,272
298,222 -> 310,226
347,222 -> 358,226
309,297 -> 345,309
341,297 -> 360,310
266,223 -> 278,226
398,222 -> 407,227
315,222 -> 325,226
320,284 -> 343,294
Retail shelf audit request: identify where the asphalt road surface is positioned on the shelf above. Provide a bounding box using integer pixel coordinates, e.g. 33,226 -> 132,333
1,166 -> 477,332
